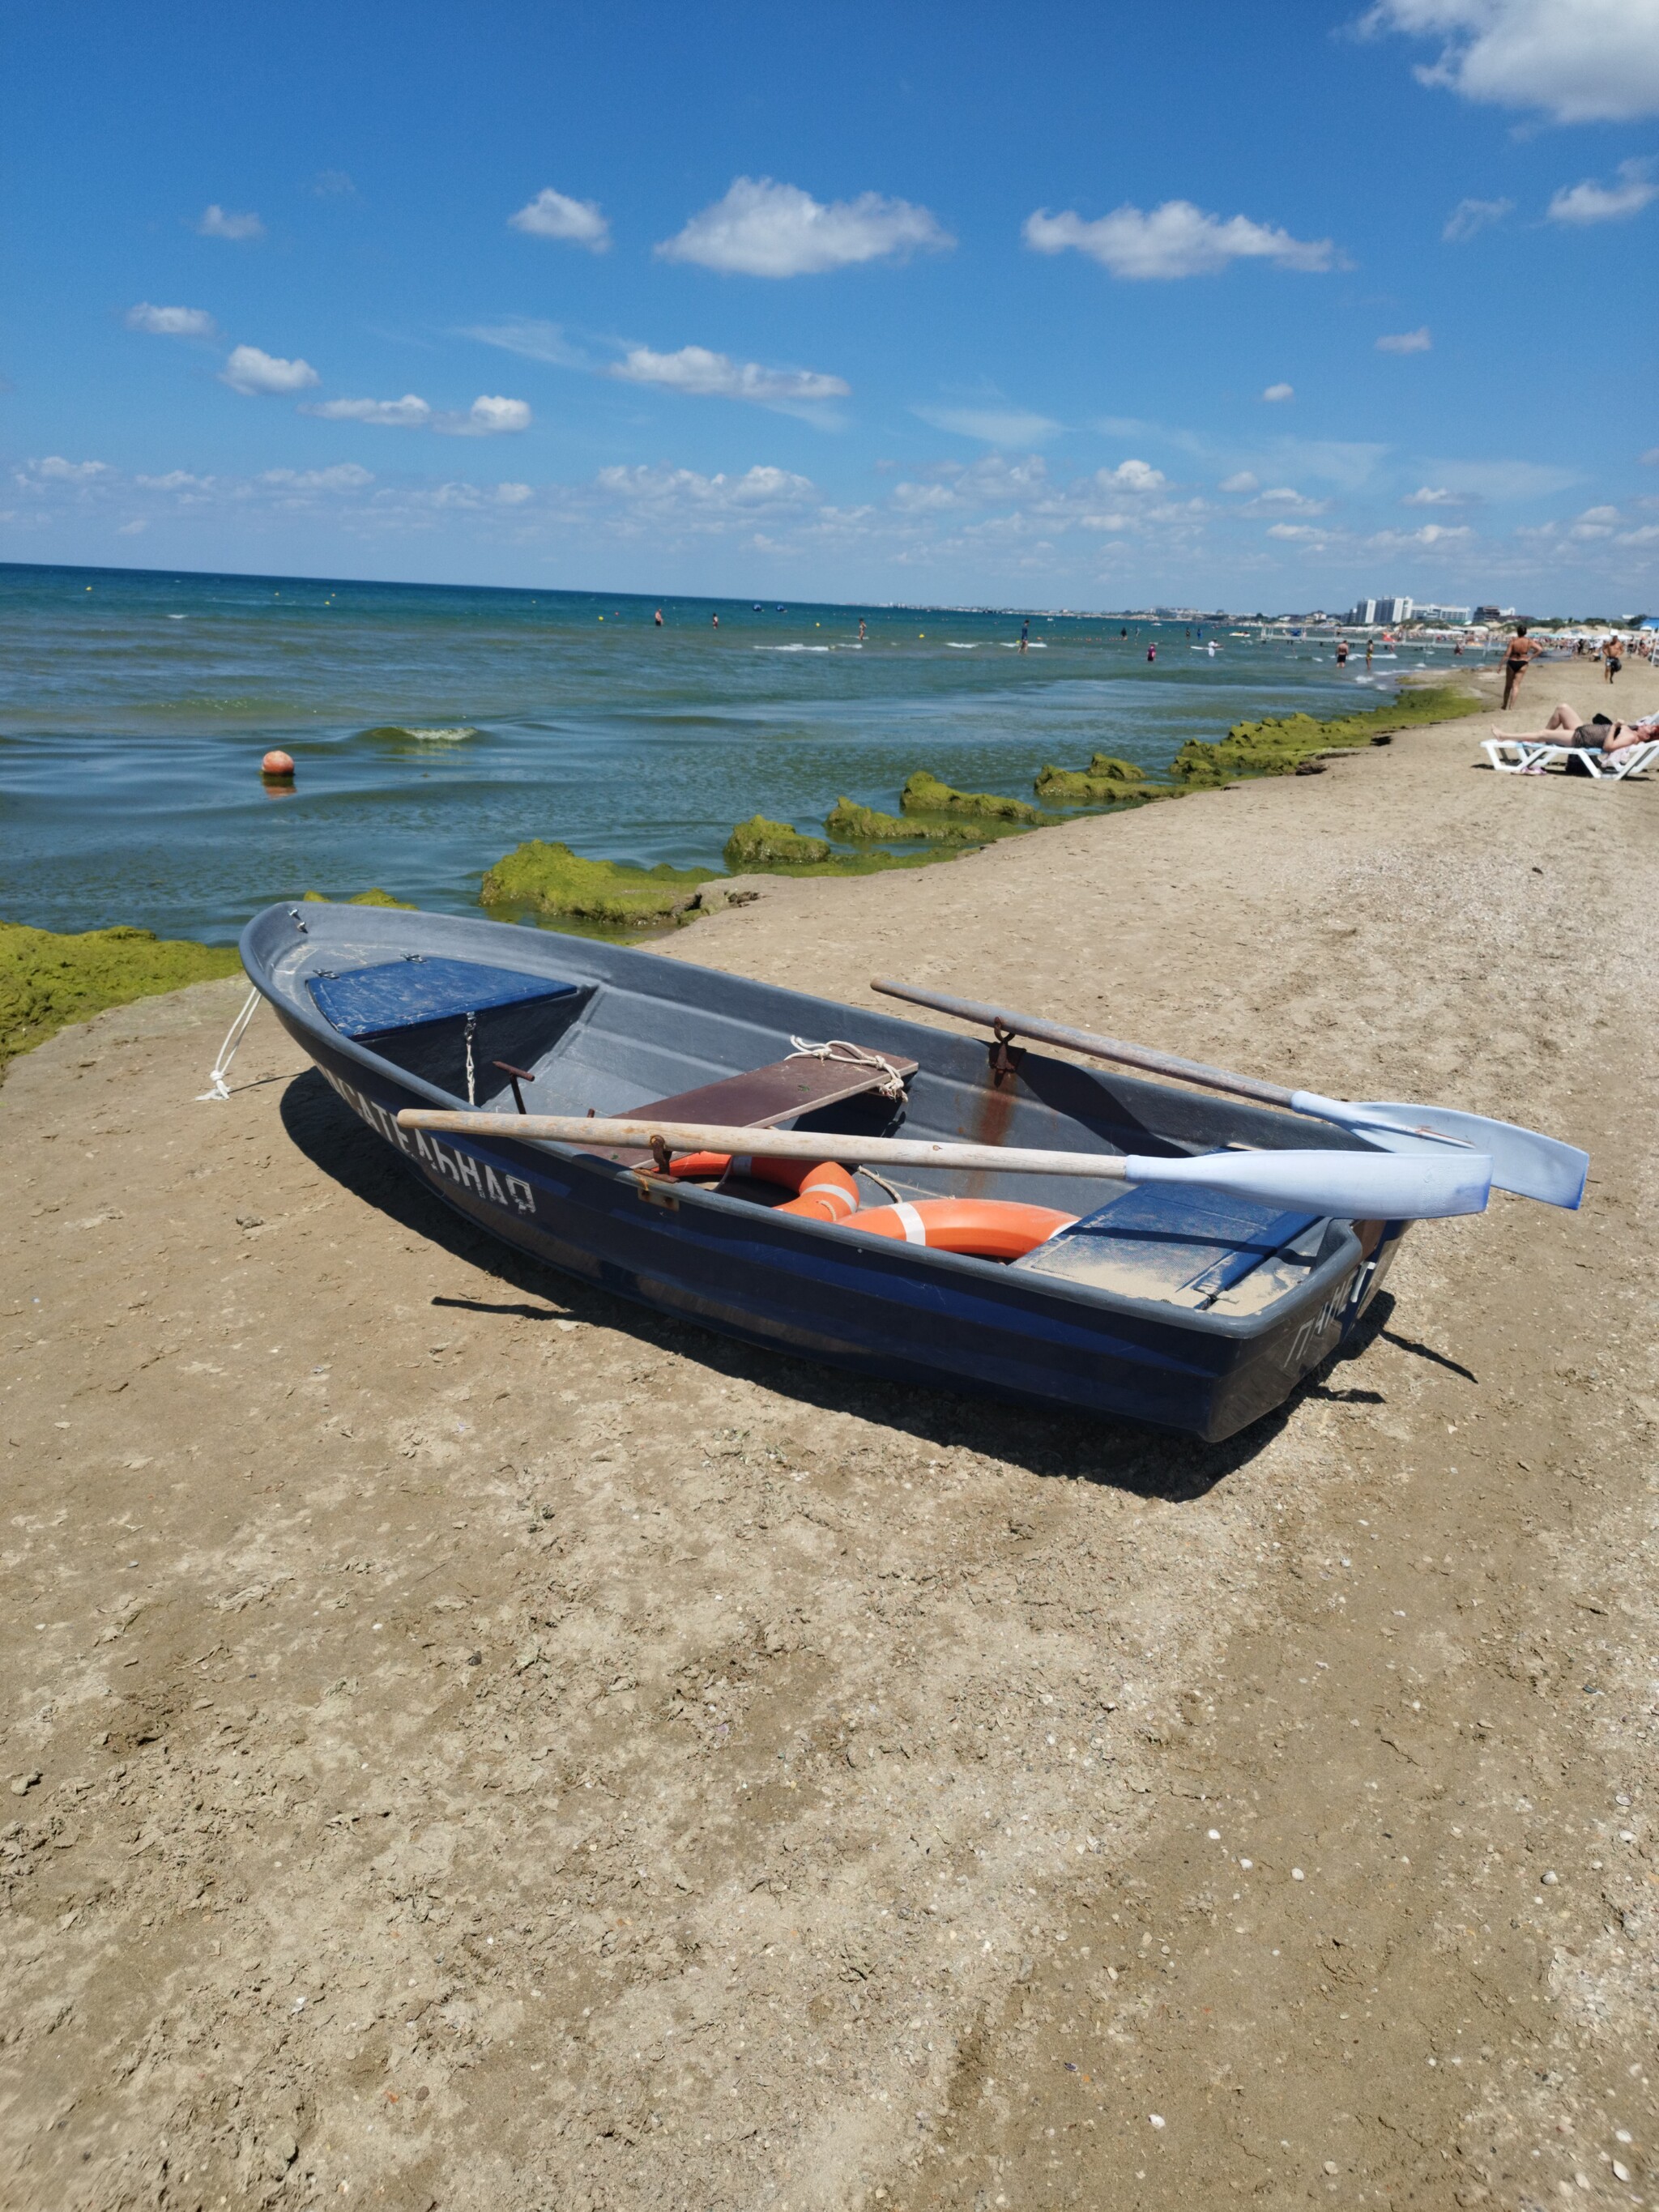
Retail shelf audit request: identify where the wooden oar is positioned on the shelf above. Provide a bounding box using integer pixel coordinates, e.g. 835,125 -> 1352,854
870,979 -> 1586,1211
396,1108 -> 1491,1221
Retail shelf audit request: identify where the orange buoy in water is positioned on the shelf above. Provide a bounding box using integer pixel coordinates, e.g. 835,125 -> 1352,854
262,749 -> 296,779
845,1198 -> 1074,1260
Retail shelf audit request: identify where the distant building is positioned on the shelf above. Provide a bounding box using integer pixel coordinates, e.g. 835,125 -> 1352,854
1412,603 -> 1473,624
1346,599 -> 1379,625
1375,596 -> 1414,624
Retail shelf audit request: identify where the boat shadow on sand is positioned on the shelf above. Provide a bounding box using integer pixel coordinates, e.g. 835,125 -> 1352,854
279,1067 -> 1398,1507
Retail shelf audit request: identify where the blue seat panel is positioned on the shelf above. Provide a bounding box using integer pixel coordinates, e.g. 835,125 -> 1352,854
308,957 -> 582,1040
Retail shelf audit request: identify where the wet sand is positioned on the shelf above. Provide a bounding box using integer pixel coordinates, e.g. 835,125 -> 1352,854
2,661 -> 1656,2211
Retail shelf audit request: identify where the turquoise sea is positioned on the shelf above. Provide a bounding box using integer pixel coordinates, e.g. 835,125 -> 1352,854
0,561 -> 1465,943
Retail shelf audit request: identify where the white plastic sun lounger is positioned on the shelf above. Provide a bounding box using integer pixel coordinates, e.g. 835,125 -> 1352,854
1482,737 -> 1659,781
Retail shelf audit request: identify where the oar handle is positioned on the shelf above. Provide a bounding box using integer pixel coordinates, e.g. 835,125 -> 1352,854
397,1108 -> 1134,1181
870,978 -> 1297,1110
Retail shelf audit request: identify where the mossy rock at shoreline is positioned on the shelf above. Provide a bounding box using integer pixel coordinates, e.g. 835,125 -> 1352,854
825,797 -> 987,844
302,888 -> 417,909
480,840 -> 717,927
901,771 -> 1047,825
1,920 -> 242,1077
1034,754 -> 1152,803
723,816 -> 834,869
1171,684 -> 1482,788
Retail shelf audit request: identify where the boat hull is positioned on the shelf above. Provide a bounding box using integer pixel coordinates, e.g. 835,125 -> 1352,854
244,905 -> 1403,1443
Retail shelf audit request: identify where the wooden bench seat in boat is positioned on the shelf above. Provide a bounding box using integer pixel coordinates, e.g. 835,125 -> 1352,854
583,1049 -> 919,1169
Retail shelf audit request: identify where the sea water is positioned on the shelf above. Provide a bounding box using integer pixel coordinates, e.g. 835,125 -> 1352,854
0,561 -> 1449,943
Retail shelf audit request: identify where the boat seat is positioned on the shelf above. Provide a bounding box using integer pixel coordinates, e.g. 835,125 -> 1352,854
1013,1184 -> 1320,1311
308,956 -> 583,1038
583,1047 -> 919,1168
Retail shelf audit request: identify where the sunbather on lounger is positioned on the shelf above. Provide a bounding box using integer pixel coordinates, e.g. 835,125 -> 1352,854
1493,704 -> 1658,759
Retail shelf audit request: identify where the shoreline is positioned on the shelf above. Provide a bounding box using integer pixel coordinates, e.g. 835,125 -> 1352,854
0,676 -> 1485,1064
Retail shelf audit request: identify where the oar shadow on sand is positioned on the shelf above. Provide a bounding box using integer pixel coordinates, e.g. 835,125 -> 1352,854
279,1066 -> 1398,1505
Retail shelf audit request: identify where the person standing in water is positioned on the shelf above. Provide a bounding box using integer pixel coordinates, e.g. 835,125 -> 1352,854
1146,643 -> 1156,663
1365,638 -> 1375,670
654,607 -> 663,627
1020,619 -> 1029,653
858,618 -> 867,642
710,612 -> 719,629
1336,637 -> 1349,667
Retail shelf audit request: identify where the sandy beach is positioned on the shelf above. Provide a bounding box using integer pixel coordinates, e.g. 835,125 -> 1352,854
2,659 -> 1656,2212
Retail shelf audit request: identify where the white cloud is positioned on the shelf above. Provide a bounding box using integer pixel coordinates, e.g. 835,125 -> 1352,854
221,345 -> 319,396
1364,0 -> 1659,124
595,462 -> 817,510
125,302 -> 218,338
1402,484 -> 1461,505
304,394 -> 433,427
1617,522 -> 1659,544
508,188 -> 610,251
1376,326 -> 1432,352
891,480 -> 962,513
309,169 -> 356,198
656,176 -> 952,276
1443,195 -> 1514,242
462,318 -> 588,369
1418,457 -> 1580,500
1219,471 -> 1259,493
437,395 -> 532,437
1267,522 -> 1328,542
912,406 -> 1062,445
610,345 -> 848,406
1248,485 -> 1329,514
494,482 -> 534,505
117,518 -> 147,535
1023,200 -> 1339,279
135,470 -> 215,490
1262,382 -> 1295,403
260,464 -> 374,491
1547,160 -> 1658,225
20,456 -> 109,482
1367,522 -> 1474,547
1104,458 -> 1166,492
195,204 -> 264,241
1571,503 -> 1622,538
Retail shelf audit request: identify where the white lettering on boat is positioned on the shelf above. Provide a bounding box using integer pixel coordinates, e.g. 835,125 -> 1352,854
318,1066 -> 536,1216
1283,1270 -> 1358,1370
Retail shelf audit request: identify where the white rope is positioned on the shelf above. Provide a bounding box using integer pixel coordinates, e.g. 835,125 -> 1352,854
197,986 -> 263,1102
855,1165 -> 905,1203
785,1035 -> 907,1099
464,1012 -> 477,1107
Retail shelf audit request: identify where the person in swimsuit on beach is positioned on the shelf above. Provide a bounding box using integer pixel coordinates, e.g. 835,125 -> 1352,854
1501,624 -> 1540,708
1603,637 -> 1622,684
1493,702 -> 1659,762
1336,638 -> 1349,667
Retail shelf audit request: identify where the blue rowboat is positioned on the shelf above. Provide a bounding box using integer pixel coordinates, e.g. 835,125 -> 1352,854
241,901 -> 1405,1441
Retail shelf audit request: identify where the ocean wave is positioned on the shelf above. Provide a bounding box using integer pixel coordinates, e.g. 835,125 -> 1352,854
360,723 -> 480,744
753,644 -> 830,654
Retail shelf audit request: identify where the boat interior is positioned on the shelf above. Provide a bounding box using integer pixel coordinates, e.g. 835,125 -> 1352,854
270,917 -> 1360,1319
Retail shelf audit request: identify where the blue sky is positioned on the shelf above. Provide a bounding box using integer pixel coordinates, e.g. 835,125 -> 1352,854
3,0 -> 1657,610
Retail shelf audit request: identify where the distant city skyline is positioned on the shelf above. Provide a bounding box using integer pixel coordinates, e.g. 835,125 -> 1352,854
3,0 -> 1655,610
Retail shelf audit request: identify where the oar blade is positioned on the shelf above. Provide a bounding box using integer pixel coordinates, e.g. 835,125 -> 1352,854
1124,1147 -> 1492,1221
1290,1093 -> 1587,1209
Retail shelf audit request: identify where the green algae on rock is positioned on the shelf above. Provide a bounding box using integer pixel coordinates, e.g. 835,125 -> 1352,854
723,816 -> 834,870
480,840 -> 716,928
824,797 -> 986,845
302,889 -> 417,910
1034,754 -> 1153,803
1171,685 -> 1480,788
900,772 -> 1048,825
0,920 -> 241,1078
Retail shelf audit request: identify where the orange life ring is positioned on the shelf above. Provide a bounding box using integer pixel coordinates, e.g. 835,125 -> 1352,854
667,1150 -> 859,1222
846,1198 -> 1075,1260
